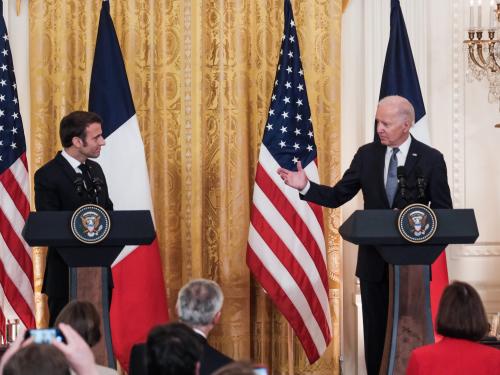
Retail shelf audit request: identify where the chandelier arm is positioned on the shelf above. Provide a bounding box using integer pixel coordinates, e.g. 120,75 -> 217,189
488,43 -> 500,71
468,44 -> 487,70
477,43 -> 488,66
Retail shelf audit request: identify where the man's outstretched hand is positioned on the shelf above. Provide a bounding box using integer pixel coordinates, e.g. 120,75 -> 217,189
277,161 -> 309,190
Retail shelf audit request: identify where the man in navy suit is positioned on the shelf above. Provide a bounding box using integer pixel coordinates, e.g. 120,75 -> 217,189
277,95 -> 452,375
129,279 -> 232,375
34,111 -> 113,325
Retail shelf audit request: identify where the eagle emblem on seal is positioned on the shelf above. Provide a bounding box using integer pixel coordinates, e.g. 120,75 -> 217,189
407,210 -> 429,237
80,212 -> 103,238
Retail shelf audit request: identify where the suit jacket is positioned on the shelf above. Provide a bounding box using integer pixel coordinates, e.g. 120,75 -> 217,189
129,333 -> 232,375
406,337 -> 500,375
34,151 -> 113,298
302,137 -> 452,282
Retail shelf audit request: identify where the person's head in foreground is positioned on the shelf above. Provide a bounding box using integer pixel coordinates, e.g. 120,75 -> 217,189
211,361 -> 258,375
436,280 -> 489,341
176,278 -> 224,333
3,343 -> 70,375
55,300 -> 101,348
146,322 -> 203,375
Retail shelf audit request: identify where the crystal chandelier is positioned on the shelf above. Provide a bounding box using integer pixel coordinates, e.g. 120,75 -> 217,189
464,0 -> 500,111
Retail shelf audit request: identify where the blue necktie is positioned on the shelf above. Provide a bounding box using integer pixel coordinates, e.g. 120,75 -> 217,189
385,148 -> 399,207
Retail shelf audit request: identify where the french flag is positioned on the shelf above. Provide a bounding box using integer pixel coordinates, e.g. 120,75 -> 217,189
378,0 -> 448,338
88,1 -> 169,370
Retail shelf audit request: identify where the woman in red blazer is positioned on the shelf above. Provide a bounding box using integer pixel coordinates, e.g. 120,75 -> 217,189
407,281 -> 500,375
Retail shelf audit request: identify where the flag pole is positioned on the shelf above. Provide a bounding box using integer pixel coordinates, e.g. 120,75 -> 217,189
287,322 -> 294,375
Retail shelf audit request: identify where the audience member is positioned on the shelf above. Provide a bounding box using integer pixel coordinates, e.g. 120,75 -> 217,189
130,279 -> 233,375
211,361 -> 257,375
0,324 -> 98,375
146,322 -> 202,375
55,300 -> 117,375
2,343 -> 70,375
406,281 -> 500,374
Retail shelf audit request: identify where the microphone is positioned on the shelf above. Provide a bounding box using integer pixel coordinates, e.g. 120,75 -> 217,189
92,177 -> 103,193
416,167 -> 427,202
73,176 -> 84,196
397,166 -> 408,202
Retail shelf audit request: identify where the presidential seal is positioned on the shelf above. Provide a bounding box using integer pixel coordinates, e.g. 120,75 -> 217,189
71,204 -> 111,244
397,203 -> 437,243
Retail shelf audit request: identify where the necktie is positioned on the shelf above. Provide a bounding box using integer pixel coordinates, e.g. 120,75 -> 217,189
78,163 -> 94,196
385,148 -> 399,207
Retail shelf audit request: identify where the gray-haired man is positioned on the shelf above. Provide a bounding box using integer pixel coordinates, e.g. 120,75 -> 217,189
129,279 -> 233,375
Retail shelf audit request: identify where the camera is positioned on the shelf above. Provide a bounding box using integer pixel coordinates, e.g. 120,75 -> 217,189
24,328 -> 66,344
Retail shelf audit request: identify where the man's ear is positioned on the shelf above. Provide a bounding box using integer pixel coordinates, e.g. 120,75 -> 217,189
212,310 -> 222,325
72,136 -> 83,148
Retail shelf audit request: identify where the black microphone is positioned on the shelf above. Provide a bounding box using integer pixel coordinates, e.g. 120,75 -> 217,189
73,176 -> 84,196
92,177 -> 104,194
85,164 -> 99,204
416,166 -> 427,202
397,166 -> 408,202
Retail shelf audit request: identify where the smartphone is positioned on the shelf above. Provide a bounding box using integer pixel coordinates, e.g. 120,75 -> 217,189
24,328 -> 66,344
253,366 -> 268,375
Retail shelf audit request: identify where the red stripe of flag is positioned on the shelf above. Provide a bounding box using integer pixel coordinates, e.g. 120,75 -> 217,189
256,164 -> 328,290
0,168 -> 30,219
251,204 -> 331,341
247,246 -> 321,362
0,209 -> 34,285
0,260 -> 35,329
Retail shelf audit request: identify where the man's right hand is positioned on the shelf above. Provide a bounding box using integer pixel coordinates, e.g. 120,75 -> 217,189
277,161 -> 309,190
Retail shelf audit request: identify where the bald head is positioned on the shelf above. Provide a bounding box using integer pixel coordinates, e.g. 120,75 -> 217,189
376,95 -> 414,147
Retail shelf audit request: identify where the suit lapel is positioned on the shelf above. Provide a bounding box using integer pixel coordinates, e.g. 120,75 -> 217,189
404,136 -> 422,176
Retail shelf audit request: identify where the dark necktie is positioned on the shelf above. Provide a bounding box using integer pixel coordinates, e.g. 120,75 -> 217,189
385,147 -> 399,207
78,163 -> 94,196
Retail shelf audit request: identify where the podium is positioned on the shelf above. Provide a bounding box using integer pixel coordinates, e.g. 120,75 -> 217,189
339,209 -> 478,375
23,210 -> 155,368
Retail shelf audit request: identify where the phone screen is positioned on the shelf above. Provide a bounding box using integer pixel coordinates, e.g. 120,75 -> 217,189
25,328 -> 65,344
253,367 -> 268,375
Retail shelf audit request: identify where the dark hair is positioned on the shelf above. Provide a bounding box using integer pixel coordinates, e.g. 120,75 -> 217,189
3,344 -> 70,375
59,111 -> 102,148
436,281 -> 489,341
212,361 -> 256,375
146,323 -> 202,375
55,300 -> 101,347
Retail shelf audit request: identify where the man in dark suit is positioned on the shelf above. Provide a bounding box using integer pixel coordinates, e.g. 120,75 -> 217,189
277,95 -> 452,375
129,279 -> 232,375
146,323 -> 203,375
34,111 -> 113,325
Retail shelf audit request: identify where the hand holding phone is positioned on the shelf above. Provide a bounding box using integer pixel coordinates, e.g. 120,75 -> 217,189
24,328 -> 66,344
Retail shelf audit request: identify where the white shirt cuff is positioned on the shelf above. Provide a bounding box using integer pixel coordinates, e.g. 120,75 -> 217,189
300,180 -> 311,195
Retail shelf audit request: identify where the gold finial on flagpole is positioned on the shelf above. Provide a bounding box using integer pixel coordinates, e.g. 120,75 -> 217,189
16,0 -> 21,16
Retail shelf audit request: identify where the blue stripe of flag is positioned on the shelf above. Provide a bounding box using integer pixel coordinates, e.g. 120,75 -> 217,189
89,1 -> 135,138
376,0 -> 425,141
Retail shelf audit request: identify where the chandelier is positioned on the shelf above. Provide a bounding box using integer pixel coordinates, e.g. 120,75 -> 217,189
464,0 -> 500,112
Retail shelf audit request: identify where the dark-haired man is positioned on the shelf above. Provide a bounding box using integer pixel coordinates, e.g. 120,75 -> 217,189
34,111 -> 113,324
147,323 -> 203,375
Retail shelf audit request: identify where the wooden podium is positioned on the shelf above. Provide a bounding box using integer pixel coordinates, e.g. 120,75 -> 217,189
340,209 -> 479,374
23,210 -> 155,368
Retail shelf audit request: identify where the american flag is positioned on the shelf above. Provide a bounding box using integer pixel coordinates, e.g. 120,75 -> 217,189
246,0 -> 331,363
0,8 -> 35,339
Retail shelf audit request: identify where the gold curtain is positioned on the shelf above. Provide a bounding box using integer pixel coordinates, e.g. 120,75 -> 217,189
29,1 -> 342,374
